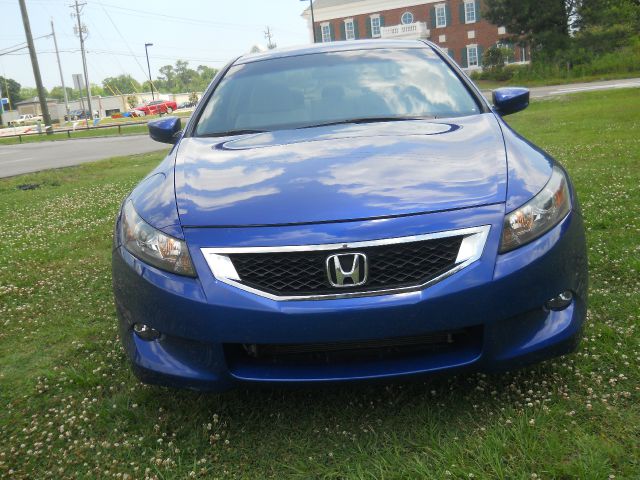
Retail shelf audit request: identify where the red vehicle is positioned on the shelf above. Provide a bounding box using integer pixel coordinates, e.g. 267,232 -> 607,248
133,99 -> 178,116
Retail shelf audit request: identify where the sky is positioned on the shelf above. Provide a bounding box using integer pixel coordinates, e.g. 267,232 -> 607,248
0,0 -> 311,90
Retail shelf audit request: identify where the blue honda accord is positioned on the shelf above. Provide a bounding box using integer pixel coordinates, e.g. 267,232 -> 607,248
112,40 -> 588,391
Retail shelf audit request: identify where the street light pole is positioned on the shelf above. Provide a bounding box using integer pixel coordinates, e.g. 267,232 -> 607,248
145,43 -> 154,101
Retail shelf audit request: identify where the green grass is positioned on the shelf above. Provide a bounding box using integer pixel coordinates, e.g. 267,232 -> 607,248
1,89 -> 639,479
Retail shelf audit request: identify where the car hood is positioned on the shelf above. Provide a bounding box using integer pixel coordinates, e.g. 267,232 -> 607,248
174,113 -> 507,227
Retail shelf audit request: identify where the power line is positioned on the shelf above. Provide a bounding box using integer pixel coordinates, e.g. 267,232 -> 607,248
94,0 -> 149,80
0,34 -> 53,56
4,48 -> 228,64
87,2 -> 264,30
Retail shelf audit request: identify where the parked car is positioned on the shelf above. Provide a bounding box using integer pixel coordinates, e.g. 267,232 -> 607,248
133,99 -> 178,116
178,100 -> 197,109
113,40 -> 588,392
65,109 -> 91,121
8,114 -> 42,126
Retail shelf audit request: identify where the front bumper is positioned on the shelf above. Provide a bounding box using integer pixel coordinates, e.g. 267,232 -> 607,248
112,205 -> 588,392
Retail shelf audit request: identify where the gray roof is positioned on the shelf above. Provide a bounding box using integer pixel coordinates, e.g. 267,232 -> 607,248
15,97 -> 57,105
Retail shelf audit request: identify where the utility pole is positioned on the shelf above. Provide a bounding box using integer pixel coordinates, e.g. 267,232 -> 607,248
0,84 -> 4,126
51,19 -> 70,123
72,0 -> 93,127
145,43 -> 154,101
308,0 -> 317,43
264,26 -> 276,49
18,0 -> 53,134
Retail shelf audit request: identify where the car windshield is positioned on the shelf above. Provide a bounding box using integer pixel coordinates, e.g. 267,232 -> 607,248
194,48 -> 480,136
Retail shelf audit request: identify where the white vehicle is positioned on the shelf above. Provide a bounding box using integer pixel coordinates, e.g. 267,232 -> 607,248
8,114 -> 43,127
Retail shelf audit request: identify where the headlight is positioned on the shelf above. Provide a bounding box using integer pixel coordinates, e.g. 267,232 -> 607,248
500,166 -> 571,253
120,200 -> 196,277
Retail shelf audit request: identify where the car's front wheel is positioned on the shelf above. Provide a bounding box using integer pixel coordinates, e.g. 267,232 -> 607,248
166,107 -> 173,114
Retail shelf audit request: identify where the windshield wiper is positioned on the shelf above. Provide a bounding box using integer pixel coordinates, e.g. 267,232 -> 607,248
297,116 -> 437,130
200,129 -> 267,138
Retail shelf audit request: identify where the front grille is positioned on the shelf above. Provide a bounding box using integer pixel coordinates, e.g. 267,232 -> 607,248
228,236 -> 463,297
225,327 -> 483,367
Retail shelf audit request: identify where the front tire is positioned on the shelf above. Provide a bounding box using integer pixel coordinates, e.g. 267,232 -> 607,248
166,107 -> 173,114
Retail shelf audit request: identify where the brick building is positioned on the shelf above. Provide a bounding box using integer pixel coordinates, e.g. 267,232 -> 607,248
302,0 -> 529,70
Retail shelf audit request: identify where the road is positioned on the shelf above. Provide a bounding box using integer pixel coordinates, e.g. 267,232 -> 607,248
1,77 -> 638,179
0,135 -> 168,178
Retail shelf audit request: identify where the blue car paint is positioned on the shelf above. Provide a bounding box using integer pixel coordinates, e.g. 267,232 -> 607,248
492,87 -> 530,116
148,116 -> 182,144
174,115 -> 507,227
112,40 -> 588,392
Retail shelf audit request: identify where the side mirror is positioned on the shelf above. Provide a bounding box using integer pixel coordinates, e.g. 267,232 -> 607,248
148,116 -> 182,144
492,87 -> 530,116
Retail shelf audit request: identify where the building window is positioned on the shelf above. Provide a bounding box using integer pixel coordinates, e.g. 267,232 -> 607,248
464,0 -> 476,23
439,34 -> 446,43
321,23 -> 331,43
498,26 -> 506,35
344,19 -> 355,40
401,11 -> 414,25
467,30 -> 475,39
467,45 -> 479,67
370,15 -> 381,37
435,4 -> 447,28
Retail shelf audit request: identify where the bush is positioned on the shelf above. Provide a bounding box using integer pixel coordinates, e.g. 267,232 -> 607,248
471,36 -> 640,84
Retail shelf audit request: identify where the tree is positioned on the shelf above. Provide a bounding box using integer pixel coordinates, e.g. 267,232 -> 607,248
102,75 -> 141,95
19,86 -> 47,100
576,0 -> 640,31
196,65 -> 218,90
573,0 -> 640,55
49,86 -> 80,101
0,76 -> 22,107
154,60 -> 218,93
484,0 -> 576,58
157,65 -> 176,91
90,84 -> 105,97
482,46 -> 513,69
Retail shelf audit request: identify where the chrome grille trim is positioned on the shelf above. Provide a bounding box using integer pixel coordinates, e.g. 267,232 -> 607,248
201,225 -> 490,301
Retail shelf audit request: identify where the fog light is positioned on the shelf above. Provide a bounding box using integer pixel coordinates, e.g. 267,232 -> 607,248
133,323 -> 161,341
545,291 -> 573,311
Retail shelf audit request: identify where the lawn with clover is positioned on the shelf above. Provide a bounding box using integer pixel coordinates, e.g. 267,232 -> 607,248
0,87 -> 638,479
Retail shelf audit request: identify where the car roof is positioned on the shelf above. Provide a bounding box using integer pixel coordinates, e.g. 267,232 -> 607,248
235,39 -> 432,65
